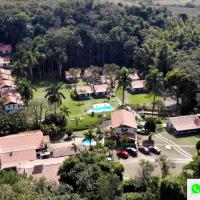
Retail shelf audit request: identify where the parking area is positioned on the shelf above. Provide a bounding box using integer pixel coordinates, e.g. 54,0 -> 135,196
113,132 -> 195,178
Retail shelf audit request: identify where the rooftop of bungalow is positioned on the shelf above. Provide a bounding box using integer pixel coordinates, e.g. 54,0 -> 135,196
167,114 -> 200,132
75,85 -> 93,94
0,44 -> 12,53
0,68 -> 11,75
111,109 -> 137,129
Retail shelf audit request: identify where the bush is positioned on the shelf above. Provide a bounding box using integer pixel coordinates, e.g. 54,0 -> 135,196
144,118 -> 156,133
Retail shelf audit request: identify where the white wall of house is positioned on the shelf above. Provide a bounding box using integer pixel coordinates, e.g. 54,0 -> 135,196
114,127 -> 136,134
0,87 -> 14,91
129,86 -> 147,93
4,103 -> 21,111
0,63 -> 10,67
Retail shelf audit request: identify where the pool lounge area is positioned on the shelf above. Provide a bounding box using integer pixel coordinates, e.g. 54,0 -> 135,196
87,103 -> 114,114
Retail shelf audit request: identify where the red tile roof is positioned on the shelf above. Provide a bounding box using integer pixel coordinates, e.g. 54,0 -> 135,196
0,149 -> 36,168
0,68 -> 11,75
93,84 -> 108,93
65,70 -> 81,79
0,44 -> 12,52
0,73 -> 13,81
0,130 -> 48,152
168,114 -> 200,132
84,68 -> 93,77
0,57 -> 10,64
111,109 -> 137,129
75,85 -> 93,94
1,91 -> 23,106
129,72 -> 139,80
0,80 -> 15,89
18,157 -> 67,183
131,80 -> 146,89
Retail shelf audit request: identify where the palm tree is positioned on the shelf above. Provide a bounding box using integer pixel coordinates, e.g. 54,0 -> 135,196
22,50 -> 39,80
71,143 -> 80,155
45,83 -> 65,114
60,105 -> 71,118
84,129 -> 96,149
54,47 -> 68,78
16,79 -> 36,107
12,60 -> 27,81
196,140 -> 200,155
116,67 -> 132,107
146,67 -> 163,115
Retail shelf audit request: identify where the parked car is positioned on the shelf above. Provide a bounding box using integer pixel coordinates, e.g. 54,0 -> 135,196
126,147 -> 138,157
148,146 -> 161,154
117,150 -> 129,158
137,128 -> 147,135
138,146 -> 150,155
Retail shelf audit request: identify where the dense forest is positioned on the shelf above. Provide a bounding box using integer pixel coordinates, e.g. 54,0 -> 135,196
1,0 -> 200,112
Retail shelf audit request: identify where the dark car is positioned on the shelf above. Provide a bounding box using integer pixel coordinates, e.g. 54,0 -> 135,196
117,150 -> 129,158
138,146 -> 150,155
126,147 -> 138,157
148,146 -> 161,154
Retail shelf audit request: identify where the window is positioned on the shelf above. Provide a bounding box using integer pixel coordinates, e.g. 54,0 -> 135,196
121,128 -> 128,132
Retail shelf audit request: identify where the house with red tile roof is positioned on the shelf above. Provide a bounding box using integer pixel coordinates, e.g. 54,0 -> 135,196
0,80 -> 15,91
167,114 -> 200,136
93,84 -> 109,98
0,44 -> 12,56
1,91 -> 23,111
111,109 -> 137,141
129,72 -> 139,81
0,68 -> 11,75
0,130 -> 50,170
0,57 -> 10,68
129,80 -> 147,93
65,69 -> 81,83
75,85 -> 93,99
0,73 -> 13,81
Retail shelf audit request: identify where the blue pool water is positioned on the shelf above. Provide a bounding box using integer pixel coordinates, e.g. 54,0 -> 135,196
87,103 -> 114,114
82,139 -> 95,145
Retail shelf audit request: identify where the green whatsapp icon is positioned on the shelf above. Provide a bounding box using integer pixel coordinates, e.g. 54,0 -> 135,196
191,183 -> 200,194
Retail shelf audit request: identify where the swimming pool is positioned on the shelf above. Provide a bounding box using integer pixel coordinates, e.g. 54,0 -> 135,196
87,103 -> 114,114
82,139 -> 96,145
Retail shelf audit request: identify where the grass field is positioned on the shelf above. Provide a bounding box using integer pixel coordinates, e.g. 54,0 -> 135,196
31,81 -> 118,130
116,89 -> 161,106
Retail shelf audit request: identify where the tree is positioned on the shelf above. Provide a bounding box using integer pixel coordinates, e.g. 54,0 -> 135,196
144,118 -> 156,140
196,140 -> 200,155
160,177 -> 185,200
84,128 -> 96,149
0,110 -> 29,136
184,156 -> 200,178
54,47 -> 68,78
12,60 -> 27,81
105,140 -> 116,157
136,159 -> 155,191
60,105 -> 71,118
71,143 -> 80,155
154,99 -> 164,115
146,67 -> 163,115
45,83 -> 65,114
165,68 -> 190,112
16,79 -> 36,107
58,152 -> 124,200
96,173 -> 123,200
156,155 -> 174,178
116,67 -> 132,107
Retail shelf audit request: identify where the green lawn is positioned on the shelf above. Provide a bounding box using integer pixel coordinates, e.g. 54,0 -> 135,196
116,89 -> 161,106
30,82 -> 117,130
